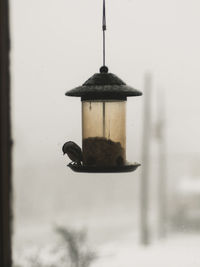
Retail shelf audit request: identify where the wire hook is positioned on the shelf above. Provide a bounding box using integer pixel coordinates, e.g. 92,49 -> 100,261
102,0 -> 106,66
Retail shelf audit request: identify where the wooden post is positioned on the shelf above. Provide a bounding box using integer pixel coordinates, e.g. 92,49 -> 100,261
140,73 -> 152,245
0,0 -> 12,266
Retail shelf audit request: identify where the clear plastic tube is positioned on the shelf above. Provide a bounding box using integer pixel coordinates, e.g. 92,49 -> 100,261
82,100 -> 126,167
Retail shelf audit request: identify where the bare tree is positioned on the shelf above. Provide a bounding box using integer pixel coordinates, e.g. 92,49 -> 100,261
56,226 -> 97,267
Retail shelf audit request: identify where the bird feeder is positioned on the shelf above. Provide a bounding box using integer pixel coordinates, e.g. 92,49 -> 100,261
65,66 -> 142,173
63,0 -> 142,173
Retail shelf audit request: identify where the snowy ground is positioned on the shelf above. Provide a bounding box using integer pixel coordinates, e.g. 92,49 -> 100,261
14,231 -> 200,267
95,233 -> 200,267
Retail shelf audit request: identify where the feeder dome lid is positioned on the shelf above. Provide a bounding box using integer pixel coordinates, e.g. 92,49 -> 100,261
65,66 -> 142,100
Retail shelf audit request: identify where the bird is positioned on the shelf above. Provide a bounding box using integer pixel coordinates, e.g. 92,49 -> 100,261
62,141 -> 83,165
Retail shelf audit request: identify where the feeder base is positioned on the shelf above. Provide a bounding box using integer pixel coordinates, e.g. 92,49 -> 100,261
67,162 -> 141,173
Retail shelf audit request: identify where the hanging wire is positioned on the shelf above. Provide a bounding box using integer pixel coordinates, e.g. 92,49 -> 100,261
102,0 -> 107,66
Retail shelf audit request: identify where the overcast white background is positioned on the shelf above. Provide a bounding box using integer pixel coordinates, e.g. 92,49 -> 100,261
10,0 -> 200,266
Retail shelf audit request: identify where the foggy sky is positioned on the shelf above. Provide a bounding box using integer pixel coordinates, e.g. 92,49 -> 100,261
11,0 -> 200,163
11,0 -> 200,246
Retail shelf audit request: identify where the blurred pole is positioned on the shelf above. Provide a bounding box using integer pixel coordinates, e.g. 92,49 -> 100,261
140,73 -> 152,245
156,89 -> 167,238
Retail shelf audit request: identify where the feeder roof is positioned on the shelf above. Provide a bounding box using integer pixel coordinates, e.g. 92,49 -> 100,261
65,66 -> 142,100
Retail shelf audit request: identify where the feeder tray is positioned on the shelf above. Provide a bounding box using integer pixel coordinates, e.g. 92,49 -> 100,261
68,162 -> 141,173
